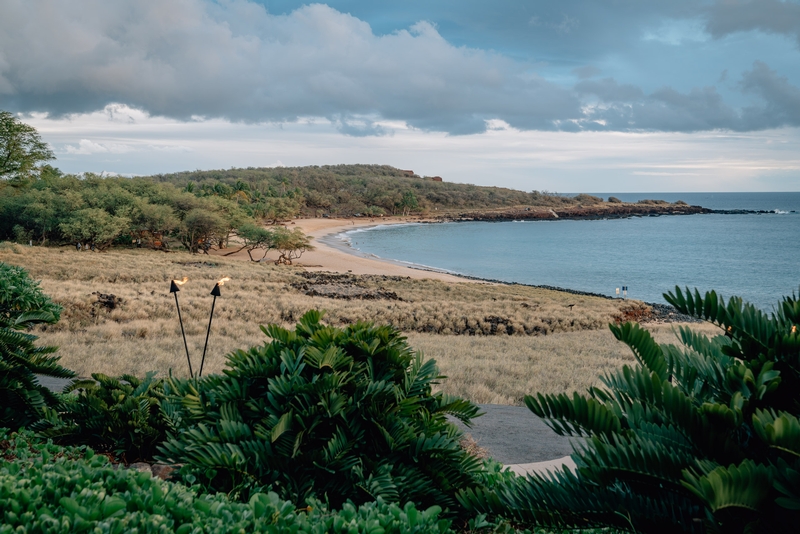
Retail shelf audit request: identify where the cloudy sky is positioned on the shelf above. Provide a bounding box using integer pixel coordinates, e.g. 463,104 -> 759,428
2,0 -> 799,191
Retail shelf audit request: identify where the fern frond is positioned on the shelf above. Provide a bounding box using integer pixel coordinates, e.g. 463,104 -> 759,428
525,392 -> 621,437
682,459 -> 772,514
610,322 -> 668,380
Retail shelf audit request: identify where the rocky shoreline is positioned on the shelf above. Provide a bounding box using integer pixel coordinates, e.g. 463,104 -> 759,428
429,203 -> 781,223
409,269 -> 702,323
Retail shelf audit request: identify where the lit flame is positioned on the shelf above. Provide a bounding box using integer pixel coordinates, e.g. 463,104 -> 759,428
173,277 -> 188,286
216,276 -> 230,286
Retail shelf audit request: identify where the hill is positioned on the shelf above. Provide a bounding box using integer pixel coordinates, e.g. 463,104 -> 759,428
149,164 -> 591,217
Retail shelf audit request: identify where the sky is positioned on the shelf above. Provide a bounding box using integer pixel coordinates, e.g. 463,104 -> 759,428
2,0 -> 799,192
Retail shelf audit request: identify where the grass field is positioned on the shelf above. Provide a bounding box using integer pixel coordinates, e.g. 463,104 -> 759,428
1,242 -> 721,405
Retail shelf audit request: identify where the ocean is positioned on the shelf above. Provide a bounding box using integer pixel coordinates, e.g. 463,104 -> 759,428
336,193 -> 800,311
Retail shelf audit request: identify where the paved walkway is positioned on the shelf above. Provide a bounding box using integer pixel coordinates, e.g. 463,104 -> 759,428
450,404 -> 580,475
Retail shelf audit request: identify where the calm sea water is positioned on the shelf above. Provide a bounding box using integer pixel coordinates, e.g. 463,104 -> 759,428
339,193 -> 800,310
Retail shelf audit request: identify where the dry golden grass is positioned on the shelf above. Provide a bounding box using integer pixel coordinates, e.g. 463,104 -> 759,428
411,322 -> 722,405
1,243 -> 722,404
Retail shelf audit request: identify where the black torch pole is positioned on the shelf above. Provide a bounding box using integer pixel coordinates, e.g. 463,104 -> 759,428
199,283 -> 221,377
170,280 -> 193,378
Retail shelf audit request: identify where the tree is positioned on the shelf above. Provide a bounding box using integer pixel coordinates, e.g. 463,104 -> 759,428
224,224 -> 276,261
205,196 -> 250,249
260,196 -> 302,224
398,190 -> 419,216
0,111 -> 55,186
272,227 -> 314,265
131,201 -> 179,247
59,208 -> 130,250
179,209 -> 226,253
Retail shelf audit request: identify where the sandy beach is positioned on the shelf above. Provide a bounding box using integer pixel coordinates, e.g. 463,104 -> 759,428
214,217 -> 469,283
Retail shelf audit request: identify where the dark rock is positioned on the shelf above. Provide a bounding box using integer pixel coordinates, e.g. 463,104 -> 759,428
151,464 -> 176,480
128,462 -> 152,474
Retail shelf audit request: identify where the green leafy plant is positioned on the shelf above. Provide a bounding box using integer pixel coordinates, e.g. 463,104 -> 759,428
0,262 -> 74,430
0,428 -> 451,533
158,310 -> 484,513
460,287 -> 800,533
35,372 -> 169,463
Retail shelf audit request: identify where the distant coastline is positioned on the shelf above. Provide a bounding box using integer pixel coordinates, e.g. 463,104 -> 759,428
426,203 -> 788,223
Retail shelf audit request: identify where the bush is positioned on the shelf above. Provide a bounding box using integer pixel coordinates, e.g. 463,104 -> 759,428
460,287 -> 800,533
572,194 -> 603,205
0,429 -> 451,533
0,262 -> 74,430
607,196 -> 622,204
35,372 -> 169,463
158,310 -> 485,513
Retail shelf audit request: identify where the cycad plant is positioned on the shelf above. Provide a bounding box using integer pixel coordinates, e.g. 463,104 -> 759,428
157,310 -> 484,513
460,287 -> 800,533
35,372 -> 169,462
0,262 -> 74,429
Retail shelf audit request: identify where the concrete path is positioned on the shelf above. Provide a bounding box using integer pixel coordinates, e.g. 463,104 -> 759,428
34,375 -> 74,393
450,403 -> 581,476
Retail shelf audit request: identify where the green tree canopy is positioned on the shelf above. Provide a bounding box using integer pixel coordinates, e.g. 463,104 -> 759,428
59,208 -> 131,250
225,223 -> 276,261
179,209 -> 226,253
0,111 -> 55,186
272,227 -> 314,265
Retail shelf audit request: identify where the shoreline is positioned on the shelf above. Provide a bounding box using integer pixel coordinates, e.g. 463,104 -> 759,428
289,217 -> 698,323
215,216 -> 468,283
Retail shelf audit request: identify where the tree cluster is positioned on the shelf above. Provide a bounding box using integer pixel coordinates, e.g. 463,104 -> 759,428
0,170 -> 252,251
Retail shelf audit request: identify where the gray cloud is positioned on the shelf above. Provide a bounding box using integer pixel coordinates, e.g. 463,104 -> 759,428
705,0 -> 800,45
575,78 -> 644,102
0,0 -> 799,135
0,0 -> 581,134
740,60 -> 800,127
579,64 -> 800,132
573,65 -> 602,79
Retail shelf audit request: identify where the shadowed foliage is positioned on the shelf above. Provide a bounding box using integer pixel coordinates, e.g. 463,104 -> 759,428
0,262 -> 73,430
459,287 -> 800,533
35,372 -> 169,463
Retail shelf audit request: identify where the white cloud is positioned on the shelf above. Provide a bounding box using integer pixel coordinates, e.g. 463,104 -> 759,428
28,107 -> 800,192
643,19 -> 709,46
63,139 -> 135,154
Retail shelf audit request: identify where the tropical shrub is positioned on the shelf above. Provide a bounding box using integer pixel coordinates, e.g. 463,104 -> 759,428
158,310 -> 484,513
460,287 -> 800,533
35,372 -> 169,462
0,262 -> 74,430
0,429 -> 451,533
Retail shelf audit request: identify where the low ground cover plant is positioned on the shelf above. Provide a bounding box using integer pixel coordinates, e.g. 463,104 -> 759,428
460,287 -> 800,533
0,429 -> 452,533
158,310 -> 485,514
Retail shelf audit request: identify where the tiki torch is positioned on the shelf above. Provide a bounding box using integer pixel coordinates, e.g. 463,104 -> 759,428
169,277 -> 193,378
199,277 -> 229,377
